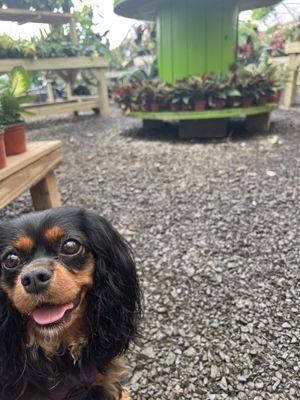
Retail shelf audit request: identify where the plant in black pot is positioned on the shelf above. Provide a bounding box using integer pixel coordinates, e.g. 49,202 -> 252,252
0,66 -> 35,155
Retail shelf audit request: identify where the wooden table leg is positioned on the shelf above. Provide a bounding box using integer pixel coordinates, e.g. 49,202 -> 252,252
30,171 -> 61,211
284,55 -> 298,107
92,68 -> 110,118
245,112 -> 271,132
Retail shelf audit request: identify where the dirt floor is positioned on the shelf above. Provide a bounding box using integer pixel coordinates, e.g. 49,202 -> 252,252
1,107 -> 299,400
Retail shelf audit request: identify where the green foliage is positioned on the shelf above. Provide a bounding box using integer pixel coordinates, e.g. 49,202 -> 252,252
0,66 -> 35,124
111,22 -> 157,71
114,63 -> 288,112
0,34 -> 36,59
31,6 -> 110,59
251,6 -> 276,22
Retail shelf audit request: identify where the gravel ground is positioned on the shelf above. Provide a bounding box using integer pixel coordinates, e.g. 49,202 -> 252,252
1,107 -> 299,400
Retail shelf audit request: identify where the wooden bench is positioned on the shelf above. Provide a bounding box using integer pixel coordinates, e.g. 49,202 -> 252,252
0,141 -> 62,211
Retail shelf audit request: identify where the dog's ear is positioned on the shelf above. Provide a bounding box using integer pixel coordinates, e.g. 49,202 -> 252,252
0,290 -> 26,399
81,210 -> 141,369
0,227 -> 26,399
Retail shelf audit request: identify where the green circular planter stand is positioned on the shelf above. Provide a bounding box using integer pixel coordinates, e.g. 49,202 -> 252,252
114,0 -> 281,81
114,0 -> 281,137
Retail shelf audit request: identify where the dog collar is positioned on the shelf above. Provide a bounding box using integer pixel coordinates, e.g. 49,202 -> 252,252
27,364 -> 98,400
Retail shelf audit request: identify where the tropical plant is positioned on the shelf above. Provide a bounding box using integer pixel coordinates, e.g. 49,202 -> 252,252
0,66 -> 35,124
0,34 -> 36,59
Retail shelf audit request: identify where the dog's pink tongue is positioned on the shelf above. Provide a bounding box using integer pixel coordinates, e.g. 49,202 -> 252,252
32,303 -> 73,325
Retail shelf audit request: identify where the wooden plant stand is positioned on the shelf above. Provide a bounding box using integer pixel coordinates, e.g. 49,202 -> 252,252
269,41 -> 300,107
131,104 -> 277,138
0,8 -> 110,118
284,42 -> 300,107
0,141 -> 62,210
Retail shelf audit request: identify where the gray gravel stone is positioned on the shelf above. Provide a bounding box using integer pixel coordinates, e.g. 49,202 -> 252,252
0,107 -> 299,400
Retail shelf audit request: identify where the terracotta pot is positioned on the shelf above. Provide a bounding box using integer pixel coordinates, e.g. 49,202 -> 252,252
0,131 -> 7,169
268,90 -> 282,104
241,97 -> 254,108
150,102 -> 161,112
211,98 -> 226,110
170,102 -> 180,112
4,122 -> 27,156
227,97 -> 241,108
181,102 -> 190,111
257,95 -> 268,106
194,99 -> 206,111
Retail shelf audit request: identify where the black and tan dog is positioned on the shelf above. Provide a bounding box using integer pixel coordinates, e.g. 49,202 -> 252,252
0,207 -> 141,400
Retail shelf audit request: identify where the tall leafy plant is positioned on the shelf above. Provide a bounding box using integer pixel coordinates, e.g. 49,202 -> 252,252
0,66 -> 35,124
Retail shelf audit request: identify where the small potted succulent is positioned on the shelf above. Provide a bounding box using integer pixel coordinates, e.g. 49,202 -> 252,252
0,66 -> 34,156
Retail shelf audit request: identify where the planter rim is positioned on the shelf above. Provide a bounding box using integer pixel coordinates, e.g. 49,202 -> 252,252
114,0 -> 281,20
5,121 -> 25,129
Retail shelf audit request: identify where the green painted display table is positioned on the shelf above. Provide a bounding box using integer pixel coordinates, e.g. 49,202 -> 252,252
114,0 -> 281,137
129,104 -> 278,138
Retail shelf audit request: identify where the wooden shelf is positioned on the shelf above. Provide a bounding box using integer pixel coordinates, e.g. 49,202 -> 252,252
23,98 -> 100,117
129,104 -> 278,121
0,10 -> 110,118
0,56 -> 109,73
0,7 -> 73,25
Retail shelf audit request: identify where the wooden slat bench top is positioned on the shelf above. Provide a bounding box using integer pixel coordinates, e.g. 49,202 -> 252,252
0,141 -> 62,211
0,141 -> 61,181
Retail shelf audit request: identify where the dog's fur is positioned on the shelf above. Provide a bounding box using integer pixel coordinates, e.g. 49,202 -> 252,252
0,207 -> 141,400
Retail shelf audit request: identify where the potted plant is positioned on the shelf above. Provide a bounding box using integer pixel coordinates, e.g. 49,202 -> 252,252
0,66 -> 35,156
176,80 -> 193,111
151,89 -> 165,111
236,69 -> 256,107
0,112 -> 7,169
115,84 -> 134,111
139,84 -> 156,111
265,64 -> 289,104
187,77 -> 207,111
205,73 -> 228,110
243,63 -> 270,106
226,87 -> 242,108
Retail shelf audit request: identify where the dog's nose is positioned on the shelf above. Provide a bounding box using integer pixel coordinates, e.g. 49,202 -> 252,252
21,268 -> 53,294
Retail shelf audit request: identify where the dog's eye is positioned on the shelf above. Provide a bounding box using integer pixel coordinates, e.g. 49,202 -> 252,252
1,253 -> 21,269
61,240 -> 82,256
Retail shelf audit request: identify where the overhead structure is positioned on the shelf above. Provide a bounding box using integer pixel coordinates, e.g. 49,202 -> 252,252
114,0 -> 282,82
